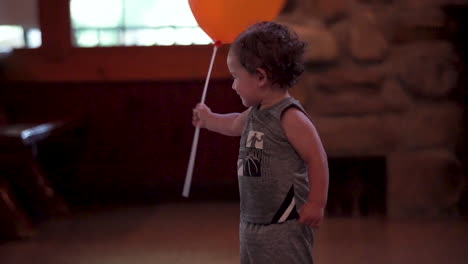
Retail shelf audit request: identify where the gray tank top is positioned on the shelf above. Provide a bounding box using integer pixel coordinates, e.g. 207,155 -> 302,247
237,97 -> 310,224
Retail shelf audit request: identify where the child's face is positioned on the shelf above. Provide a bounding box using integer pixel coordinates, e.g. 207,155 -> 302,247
227,52 -> 262,107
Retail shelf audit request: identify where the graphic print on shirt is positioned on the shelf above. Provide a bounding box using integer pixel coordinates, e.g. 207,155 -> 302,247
238,131 -> 264,177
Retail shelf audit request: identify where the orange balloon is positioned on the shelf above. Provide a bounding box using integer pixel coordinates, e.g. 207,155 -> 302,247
189,0 -> 286,44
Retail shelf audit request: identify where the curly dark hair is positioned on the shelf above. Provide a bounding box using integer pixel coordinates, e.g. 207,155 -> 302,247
230,21 -> 306,89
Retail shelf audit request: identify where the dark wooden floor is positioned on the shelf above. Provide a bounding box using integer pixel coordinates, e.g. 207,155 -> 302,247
0,202 -> 467,264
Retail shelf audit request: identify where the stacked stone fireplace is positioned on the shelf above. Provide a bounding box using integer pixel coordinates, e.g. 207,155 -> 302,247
279,0 -> 466,217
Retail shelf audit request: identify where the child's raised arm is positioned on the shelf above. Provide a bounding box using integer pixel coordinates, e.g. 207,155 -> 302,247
193,103 -> 251,137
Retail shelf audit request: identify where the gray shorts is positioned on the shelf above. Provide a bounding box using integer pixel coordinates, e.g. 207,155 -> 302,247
240,219 -> 314,264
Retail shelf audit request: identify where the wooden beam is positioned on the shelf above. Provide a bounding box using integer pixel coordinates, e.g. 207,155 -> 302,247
2,45 -> 231,82
37,0 -> 72,60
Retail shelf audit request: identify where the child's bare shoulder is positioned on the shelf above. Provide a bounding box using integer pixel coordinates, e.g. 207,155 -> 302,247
281,106 -> 311,127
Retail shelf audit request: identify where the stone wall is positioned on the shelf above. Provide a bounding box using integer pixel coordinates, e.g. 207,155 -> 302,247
279,0 -> 466,217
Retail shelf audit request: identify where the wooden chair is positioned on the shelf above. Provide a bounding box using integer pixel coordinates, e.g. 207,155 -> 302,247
0,117 -> 70,239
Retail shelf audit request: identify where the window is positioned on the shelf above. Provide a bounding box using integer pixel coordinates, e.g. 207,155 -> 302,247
0,0 -> 41,52
0,26 -> 41,52
70,0 -> 212,47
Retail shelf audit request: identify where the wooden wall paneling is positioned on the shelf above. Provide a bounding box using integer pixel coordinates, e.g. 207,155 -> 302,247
1,80 -> 243,203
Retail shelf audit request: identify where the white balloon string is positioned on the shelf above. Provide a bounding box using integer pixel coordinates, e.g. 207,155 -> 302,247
182,44 -> 219,198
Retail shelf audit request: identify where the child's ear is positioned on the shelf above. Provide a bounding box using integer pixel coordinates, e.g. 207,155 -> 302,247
256,68 -> 268,86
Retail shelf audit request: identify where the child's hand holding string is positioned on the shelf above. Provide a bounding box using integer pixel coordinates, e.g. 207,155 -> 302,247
192,103 -> 212,128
